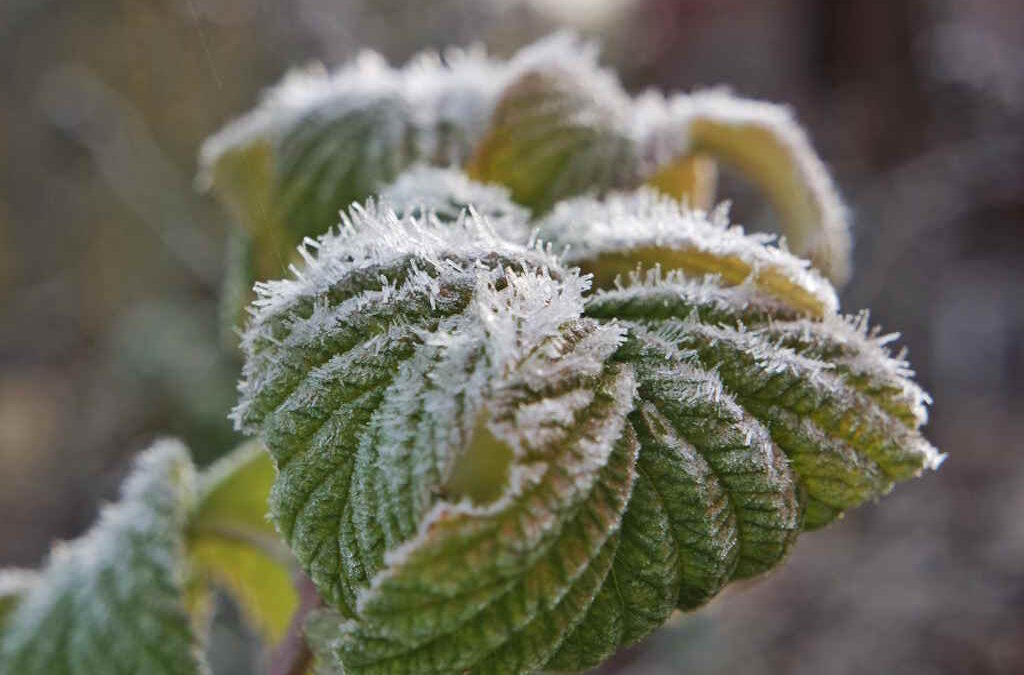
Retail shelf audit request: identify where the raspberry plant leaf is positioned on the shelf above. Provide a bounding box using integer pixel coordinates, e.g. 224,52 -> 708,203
646,90 -> 852,283
188,441 -> 298,643
198,44 -> 510,278
0,441 -> 209,675
230,177 -> 940,673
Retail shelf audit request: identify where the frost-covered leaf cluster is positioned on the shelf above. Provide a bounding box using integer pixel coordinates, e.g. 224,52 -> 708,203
231,168 -> 940,674
201,31 -> 851,311
0,31 -> 941,675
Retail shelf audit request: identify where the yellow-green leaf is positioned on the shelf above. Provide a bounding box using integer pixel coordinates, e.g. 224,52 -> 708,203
188,441 -> 298,643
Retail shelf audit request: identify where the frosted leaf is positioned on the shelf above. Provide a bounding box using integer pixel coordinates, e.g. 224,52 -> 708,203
233,181 -> 939,673
762,311 -> 935,431
503,32 -> 635,124
230,198 -> 637,637
672,319 -> 935,524
199,54 -> 402,177
198,43 -> 511,291
634,88 -> 852,283
0,441 -> 208,675
535,188 -> 839,316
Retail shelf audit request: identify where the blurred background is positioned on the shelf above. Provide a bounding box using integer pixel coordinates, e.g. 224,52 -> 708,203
1,0 -> 1022,673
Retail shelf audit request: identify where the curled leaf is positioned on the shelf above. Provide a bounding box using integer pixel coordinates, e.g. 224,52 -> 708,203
199,49 -> 506,293
535,189 -> 838,317
235,192 -> 939,674
587,279 -> 942,531
467,67 -> 638,214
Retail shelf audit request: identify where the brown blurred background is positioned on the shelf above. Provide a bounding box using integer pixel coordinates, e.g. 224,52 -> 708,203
1,1 -> 1022,673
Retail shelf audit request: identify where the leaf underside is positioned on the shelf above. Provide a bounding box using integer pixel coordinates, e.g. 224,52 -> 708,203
233,190 -> 939,674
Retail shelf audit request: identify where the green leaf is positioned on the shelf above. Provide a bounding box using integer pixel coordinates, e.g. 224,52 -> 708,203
0,440 -> 208,675
468,68 -> 639,214
188,441 -> 298,643
274,98 -> 418,243
199,48 -> 510,271
193,441 -> 280,540
234,181 -> 940,673
587,278 -> 942,530
636,90 -> 852,284
234,203 -> 644,672
535,190 -> 839,317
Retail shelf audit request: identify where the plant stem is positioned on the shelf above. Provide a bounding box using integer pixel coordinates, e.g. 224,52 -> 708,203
267,572 -> 323,675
